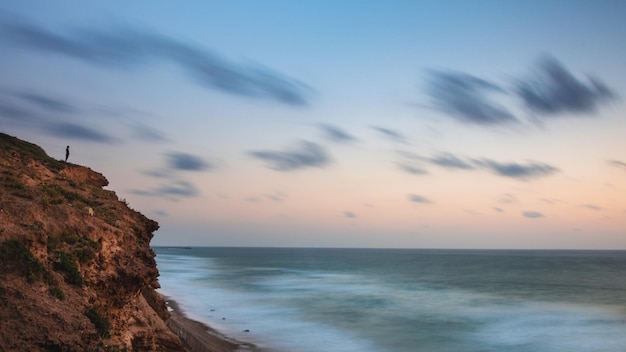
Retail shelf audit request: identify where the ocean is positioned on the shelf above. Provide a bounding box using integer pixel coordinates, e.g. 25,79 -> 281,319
154,247 -> 626,352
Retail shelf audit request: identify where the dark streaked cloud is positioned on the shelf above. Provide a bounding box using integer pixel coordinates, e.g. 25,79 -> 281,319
132,123 -> 168,142
344,211 -> 356,218
522,211 -> 544,218
397,162 -> 428,175
408,194 -> 432,204
166,151 -> 211,171
130,180 -> 199,199
425,70 -> 516,125
2,20 -> 312,106
319,124 -> 356,143
608,160 -> 626,171
48,122 -> 116,143
493,207 -> 504,213
515,56 -> 616,116
582,204 -> 602,211
249,141 -> 331,171
11,91 -> 77,114
371,126 -> 408,144
473,159 -> 559,180
428,152 -> 475,170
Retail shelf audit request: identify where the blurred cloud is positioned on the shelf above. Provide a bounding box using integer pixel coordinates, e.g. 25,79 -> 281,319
493,207 -> 504,213
131,180 -> 199,199
582,204 -> 602,211
397,162 -> 428,175
371,126 -> 408,144
319,124 -> 357,143
515,56 -> 616,116
498,193 -> 517,204
344,211 -> 356,218
409,194 -> 432,204
249,141 -> 331,171
0,99 -> 36,120
166,151 -> 212,171
428,152 -> 475,170
523,211 -> 544,218
608,160 -> 626,171
48,122 -> 116,143
10,91 -> 77,114
132,123 -> 168,142
473,159 -> 559,180
1,19 -> 312,106
425,70 -> 517,125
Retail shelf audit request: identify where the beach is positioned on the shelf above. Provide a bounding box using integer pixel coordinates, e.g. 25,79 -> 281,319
163,296 -> 260,352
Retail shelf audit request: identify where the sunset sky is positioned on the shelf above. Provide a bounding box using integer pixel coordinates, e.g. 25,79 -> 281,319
1,0 -> 625,249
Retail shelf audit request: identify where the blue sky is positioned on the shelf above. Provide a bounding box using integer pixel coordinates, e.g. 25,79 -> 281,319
1,1 -> 625,248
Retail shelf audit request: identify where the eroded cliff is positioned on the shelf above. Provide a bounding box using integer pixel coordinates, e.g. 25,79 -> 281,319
0,133 -> 185,351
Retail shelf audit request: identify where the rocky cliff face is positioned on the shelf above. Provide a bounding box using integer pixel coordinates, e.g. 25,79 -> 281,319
0,133 -> 185,351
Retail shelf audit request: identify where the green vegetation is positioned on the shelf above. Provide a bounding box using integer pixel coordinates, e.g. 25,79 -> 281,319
52,252 -> 83,286
48,231 -> 100,263
85,308 -> 111,339
0,239 -> 45,283
0,173 -> 32,199
41,183 -> 98,207
0,132 -> 65,172
48,286 -> 65,300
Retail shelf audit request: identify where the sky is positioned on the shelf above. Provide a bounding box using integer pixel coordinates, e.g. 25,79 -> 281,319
1,0 -> 625,249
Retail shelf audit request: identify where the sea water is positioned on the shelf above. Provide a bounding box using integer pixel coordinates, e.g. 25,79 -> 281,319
154,248 -> 626,352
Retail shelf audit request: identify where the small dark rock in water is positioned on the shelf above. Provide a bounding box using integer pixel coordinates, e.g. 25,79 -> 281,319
210,309 -> 215,312
222,317 -> 226,320
243,329 -> 250,333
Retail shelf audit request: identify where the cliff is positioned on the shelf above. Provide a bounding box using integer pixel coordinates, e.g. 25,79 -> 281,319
0,133 -> 186,351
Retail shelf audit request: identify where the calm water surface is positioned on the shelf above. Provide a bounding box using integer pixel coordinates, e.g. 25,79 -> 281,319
154,248 -> 626,352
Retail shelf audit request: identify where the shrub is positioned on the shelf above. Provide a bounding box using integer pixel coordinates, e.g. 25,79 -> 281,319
49,286 -> 65,300
85,308 -> 111,339
0,240 -> 44,283
52,252 -> 83,286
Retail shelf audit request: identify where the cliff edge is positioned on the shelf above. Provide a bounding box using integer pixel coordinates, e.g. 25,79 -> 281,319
0,133 -> 186,351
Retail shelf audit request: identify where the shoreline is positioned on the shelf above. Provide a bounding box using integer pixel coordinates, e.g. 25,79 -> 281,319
161,294 -> 261,352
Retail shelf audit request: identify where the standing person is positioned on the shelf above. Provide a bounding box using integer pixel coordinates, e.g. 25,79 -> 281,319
65,145 -> 70,162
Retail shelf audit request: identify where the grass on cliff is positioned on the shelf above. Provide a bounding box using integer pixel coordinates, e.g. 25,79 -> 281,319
0,133 -> 65,172
52,252 -> 84,286
85,308 -> 111,339
0,239 -> 45,283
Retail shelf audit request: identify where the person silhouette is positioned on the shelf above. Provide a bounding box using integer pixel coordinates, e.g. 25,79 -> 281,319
65,145 -> 70,162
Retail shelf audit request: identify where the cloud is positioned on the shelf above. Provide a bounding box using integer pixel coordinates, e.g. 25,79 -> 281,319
48,122 -> 116,143
493,207 -> 504,213
319,124 -> 356,143
515,56 -> 616,116
11,91 -> 77,114
498,193 -> 517,204
473,159 -> 559,180
397,163 -> 428,175
608,160 -> 626,171
0,99 -> 37,120
428,152 -> 475,170
344,211 -> 356,218
248,141 -> 331,171
1,20 -> 312,106
523,211 -> 544,218
132,123 -> 168,142
582,204 -> 602,211
409,194 -> 432,204
131,180 -> 199,199
371,126 -> 408,144
425,70 -> 517,125
166,151 -> 211,171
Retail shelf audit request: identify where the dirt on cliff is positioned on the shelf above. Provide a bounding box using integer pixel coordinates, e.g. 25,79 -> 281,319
0,133 -> 186,351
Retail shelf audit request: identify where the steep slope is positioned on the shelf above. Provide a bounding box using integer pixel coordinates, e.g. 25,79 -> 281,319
0,133 -> 185,351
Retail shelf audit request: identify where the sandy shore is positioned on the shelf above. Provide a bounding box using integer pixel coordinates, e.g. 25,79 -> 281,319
162,295 -> 261,352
